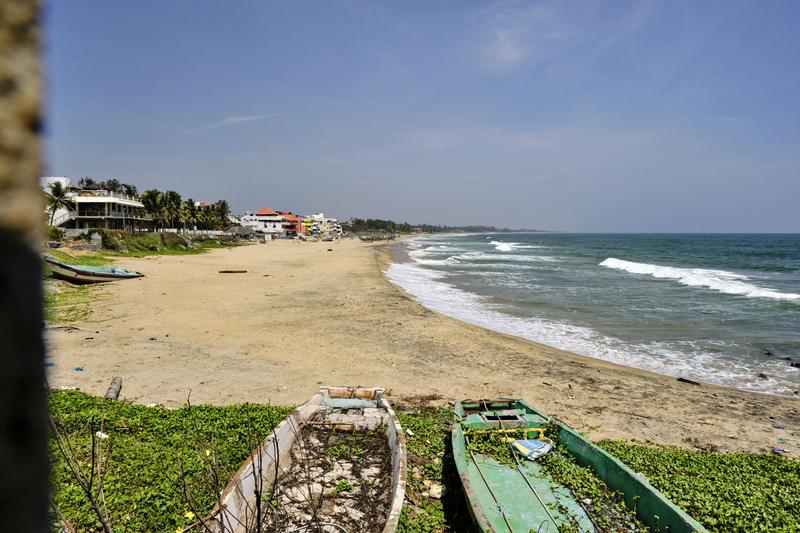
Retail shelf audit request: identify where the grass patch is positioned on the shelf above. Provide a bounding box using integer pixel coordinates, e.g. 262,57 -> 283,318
43,283 -> 99,323
45,249 -> 113,267
94,230 -> 230,258
49,396 -> 799,532
600,440 -> 800,532
397,408 -> 472,532
50,390 -> 292,532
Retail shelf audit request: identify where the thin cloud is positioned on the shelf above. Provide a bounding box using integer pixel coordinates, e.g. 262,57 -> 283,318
474,0 -> 654,70
184,112 -> 289,135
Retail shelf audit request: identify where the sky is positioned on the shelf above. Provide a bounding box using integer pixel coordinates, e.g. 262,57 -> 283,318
46,1 -> 800,231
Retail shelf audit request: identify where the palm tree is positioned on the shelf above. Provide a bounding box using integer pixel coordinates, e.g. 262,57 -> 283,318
104,178 -> 122,193
121,183 -> 138,198
162,191 -> 182,229
45,182 -> 74,226
77,177 -> 97,190
180,199 -> 198,232
214,200 -> 230,226
140,189 -> 164,228
197,205 -> 213,230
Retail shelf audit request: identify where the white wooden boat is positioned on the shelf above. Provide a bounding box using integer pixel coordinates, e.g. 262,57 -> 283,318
43,254 -> 143,284
202,386 -> 407,532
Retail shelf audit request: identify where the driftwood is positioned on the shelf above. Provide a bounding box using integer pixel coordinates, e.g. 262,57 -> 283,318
103,377 -> 123,400
677,377 -> 701,386
218,270 -> 247,274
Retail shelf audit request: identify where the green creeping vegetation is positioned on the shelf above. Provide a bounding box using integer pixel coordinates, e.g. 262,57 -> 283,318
465,426 -> 644,532
331,479 -> 354,495
600,440 -> 800,533
465,430 -> 517,465
49,390 -> 292,532
43,283 -> 99,323
46,249 -> 114,267
49,396 -> 800,532
326,435 -> 367,462
44,231 -> 231,268
97,231 -> 229,258
397,408 -> 472,532
538,447 -> 645,532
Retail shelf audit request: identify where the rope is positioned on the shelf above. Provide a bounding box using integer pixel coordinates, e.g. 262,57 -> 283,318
466,433 -> 515,532
511,442 -> 559,530
488,399 -> 559,532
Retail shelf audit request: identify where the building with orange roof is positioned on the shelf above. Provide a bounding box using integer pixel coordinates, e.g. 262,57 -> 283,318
278,211 -> 305,236
240,208 -> 285,235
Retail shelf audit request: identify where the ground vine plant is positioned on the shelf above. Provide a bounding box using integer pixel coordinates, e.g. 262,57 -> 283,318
49,394 -> 799,532
49,390 -> 291,532
465,426 -> 645,532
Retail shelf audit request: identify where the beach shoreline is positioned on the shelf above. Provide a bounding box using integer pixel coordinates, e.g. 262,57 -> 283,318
46,239 -> 798,456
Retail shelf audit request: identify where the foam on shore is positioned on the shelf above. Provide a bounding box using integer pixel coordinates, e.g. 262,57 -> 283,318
386,257 -> 798,395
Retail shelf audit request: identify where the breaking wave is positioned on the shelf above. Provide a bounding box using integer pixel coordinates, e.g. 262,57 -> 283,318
600,258 -> 800,302
490,240 -> 542,252
385,260 -> 798,394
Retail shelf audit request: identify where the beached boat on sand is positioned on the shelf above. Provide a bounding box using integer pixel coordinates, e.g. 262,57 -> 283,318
202,386 -> 407,533
453,398 -> 706,533
43,254 -> 143,284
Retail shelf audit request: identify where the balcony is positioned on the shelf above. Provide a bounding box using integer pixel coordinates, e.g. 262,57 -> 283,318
75,210 -> 153,220
73,190 -> 140,202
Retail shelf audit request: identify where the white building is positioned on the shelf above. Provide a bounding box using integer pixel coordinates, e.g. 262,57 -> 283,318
42,177 -> 151,234
309,213 -> 342,236
240,208 -> 286,235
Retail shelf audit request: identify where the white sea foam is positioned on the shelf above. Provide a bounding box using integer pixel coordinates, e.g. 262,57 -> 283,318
490,240 -> 543,252
600,258 -> 800,302
386,260 -> 798,394
491,241 -> 519,252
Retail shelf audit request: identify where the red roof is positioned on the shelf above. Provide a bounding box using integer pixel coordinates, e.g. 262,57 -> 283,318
255,208 -> 278,215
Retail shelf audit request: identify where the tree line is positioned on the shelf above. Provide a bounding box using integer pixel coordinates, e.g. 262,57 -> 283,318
343,218 -> 516,234
76,177 -> 138,197
344,218 -> 413,233
44,177 -> 233,231
139,190 -> 231,231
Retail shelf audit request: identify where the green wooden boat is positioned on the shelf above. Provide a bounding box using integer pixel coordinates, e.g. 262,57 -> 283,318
452,398 -> 707,532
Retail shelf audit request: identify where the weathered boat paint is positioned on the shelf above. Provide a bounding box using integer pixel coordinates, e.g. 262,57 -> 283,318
202,386 -> 407,533
453,398 -> 707,533
43,254 -> 143,284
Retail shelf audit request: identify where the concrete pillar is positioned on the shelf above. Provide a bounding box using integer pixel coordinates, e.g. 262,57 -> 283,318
0,1 -> 48,530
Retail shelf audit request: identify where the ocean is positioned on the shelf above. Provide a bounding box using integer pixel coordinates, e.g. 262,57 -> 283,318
387,233 -> 800,395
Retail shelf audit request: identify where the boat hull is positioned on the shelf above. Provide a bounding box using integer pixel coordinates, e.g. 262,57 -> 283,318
204,386 -> 407,533
43,255 -> 143,284
453,398 -> 706,533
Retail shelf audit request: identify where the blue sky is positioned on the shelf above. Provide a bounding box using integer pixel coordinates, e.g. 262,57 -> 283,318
46,1 -> 800,231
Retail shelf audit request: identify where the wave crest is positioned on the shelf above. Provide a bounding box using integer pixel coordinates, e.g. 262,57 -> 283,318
600,258 -> 800,302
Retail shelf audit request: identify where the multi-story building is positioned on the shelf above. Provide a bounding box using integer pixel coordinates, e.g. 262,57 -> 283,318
240,208 -> 286,235
278,211 -> 305,236
42,177 -> 152,234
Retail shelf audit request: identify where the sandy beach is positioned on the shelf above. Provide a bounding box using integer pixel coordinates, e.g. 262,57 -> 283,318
47,239 -> 798,456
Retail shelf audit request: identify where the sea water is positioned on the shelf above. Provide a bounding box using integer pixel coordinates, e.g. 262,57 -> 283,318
387,233 -> 800,395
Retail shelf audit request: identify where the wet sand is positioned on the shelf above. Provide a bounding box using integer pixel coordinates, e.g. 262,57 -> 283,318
46,239 -> 798,456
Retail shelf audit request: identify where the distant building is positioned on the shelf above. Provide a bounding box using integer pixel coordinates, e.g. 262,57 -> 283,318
240,208 -> 285,235
309,213 -> 342,236
278,211 -> 305,236
42,177 -> 151,234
